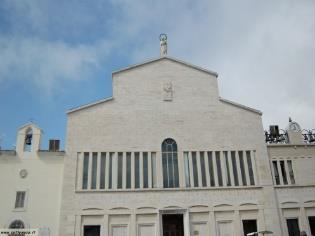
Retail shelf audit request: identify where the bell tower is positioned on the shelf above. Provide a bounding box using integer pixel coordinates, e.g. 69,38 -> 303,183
16,123 -> 42,157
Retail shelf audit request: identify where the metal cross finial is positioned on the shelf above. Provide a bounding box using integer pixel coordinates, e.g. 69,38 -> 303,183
160,33 -> 167,57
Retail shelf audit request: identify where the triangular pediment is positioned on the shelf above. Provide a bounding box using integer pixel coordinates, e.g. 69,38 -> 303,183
112,56 -> 218,77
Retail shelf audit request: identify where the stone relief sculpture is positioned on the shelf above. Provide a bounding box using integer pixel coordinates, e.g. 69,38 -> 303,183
163,82 -> 173,101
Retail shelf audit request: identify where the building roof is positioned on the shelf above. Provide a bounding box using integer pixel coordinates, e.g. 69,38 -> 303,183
219,97 -> 262,115
67,57 -> 262,115
67,97 -> 113,114
67,96 -> 262,115
112,56 -> 219,77
18,122 -> 43,132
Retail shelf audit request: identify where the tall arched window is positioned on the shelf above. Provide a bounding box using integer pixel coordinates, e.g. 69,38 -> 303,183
24,128 -> 33,152
9,220 -> 25,229
162,138 -> 179,188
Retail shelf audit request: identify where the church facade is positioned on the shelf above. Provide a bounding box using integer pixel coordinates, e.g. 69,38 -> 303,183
0,38 -> 315,236
60,55 -> 278,236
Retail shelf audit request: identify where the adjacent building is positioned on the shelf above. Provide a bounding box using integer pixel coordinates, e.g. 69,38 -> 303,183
0,123 -> 64,236
267,123 -> 315,236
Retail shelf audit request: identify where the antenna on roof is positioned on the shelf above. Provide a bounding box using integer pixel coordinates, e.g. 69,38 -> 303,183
159,33 -> 167,57
29,118 -> 35,123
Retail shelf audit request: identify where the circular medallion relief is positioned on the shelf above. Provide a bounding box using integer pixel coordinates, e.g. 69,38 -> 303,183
19,169 -> 28,178
288,122 -> 301,132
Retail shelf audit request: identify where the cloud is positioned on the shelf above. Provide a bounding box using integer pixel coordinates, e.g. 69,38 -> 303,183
0,37 -> 112,93
212,1 -> 315,129
0,0 -> 314,129
113,0 -> 315,129
0,0 -> 115,94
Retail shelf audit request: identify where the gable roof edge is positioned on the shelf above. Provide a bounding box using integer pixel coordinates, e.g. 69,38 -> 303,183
67,97 -> 113,114
219,97 -> 262,115
112,56 -> 218,77
19,122 -> 43,132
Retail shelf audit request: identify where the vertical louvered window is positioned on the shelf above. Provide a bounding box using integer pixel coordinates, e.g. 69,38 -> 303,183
126,152 -> 131,189
135,152 -> 140,188
91,152 -> 98,189
100,152 -> 106,189
216,151 -> 223,186
82,152 -> 89,189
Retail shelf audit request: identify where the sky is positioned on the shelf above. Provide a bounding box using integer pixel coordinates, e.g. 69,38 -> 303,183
0,0 -> 314,150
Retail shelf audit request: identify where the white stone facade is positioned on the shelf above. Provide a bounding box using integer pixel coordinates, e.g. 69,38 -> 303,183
1,56 -> 314,236
0,123 -> 64,236
58,57 -> 315,236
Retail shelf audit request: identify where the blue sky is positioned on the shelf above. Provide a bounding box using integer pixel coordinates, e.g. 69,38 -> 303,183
0,0 -> 315,150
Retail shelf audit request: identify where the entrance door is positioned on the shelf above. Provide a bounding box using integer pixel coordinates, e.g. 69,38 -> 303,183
287,218 -> 300,236
242,220 -> 257,236
217,221 -> 232,236
162,214 -> 184,236
84,225 -> 100,236
309,217 -> 315,236
191,223 -> 207,236
139,224 -> 155,236
112,225 -> 127,236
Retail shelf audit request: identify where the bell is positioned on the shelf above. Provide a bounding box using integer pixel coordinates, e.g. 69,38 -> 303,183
25,134 -> 32,145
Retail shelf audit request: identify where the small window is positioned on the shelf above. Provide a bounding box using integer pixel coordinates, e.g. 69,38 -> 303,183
287,160 -> 295,184
239,151 -> 247,186
192,152 -> 199,187
224,151 -> 231,186
246,151 -> 255,185
91,152 -> 98,189
135,152 -> 140,189
100,153 -> 106,189
82,152 -> 89,189
272,161 -> 280,185
200,152 -> 207,187
184,152 -> 191,187
216,151 -> 223,186
108,152 -> 114,189
151,152 -> 157,188
231,151 -> 239,186
126,152 -> 131,189
9,220 -> 25,229
207,151 -> 215,186
15,191 -> 26,209
280,160 -> 288,185
143,152 -> 148,188
117,152 -> 123,189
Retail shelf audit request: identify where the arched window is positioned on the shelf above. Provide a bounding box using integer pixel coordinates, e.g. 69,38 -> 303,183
9,220 -> 25,229
24,128 -> 33,152
162,138 -> 179,188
